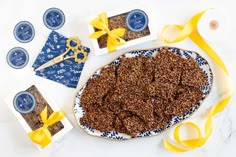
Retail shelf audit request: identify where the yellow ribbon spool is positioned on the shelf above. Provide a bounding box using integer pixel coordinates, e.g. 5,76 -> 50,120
89,13 -> 126,53
28,106 -> 65,148
161,10 -> 233,152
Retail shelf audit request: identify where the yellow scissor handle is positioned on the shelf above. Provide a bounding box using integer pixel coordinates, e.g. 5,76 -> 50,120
66,37 -> 81,51
72,48 -> 88,64
53,37 -> 82,63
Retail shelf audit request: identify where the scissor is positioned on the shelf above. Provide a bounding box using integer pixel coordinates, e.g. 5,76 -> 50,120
35,37 -> 88,71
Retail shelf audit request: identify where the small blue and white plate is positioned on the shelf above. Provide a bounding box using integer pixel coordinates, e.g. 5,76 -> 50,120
126,9 -> 149,32
43,8 -> 65,30
74,47 -> 213,140
13,91 -> 36,114
7,47 -> 29,69
14,21 -> 35,43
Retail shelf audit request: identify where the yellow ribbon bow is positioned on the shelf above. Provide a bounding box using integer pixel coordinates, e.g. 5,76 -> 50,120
161,10 -> 233,152
28,106 -> 65,148
89,13 -> 126,52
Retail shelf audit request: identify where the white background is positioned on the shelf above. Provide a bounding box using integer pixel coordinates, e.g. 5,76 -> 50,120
0,0 -> 236,157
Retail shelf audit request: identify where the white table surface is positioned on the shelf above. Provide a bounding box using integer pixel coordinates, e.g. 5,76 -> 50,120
0,0 -> 236,157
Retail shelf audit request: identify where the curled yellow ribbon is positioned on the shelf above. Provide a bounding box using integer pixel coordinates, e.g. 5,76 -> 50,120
161,10 -> 233,152
28,106 -> 65,148
89,13 -> 126,52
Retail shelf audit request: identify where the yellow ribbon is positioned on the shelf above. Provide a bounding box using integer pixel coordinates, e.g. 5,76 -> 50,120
89,13 -> 126,52
161,10 -> 233,152
28,106 -> 65,148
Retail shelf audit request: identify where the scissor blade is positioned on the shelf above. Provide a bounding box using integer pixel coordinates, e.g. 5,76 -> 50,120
34,59 -> 56,71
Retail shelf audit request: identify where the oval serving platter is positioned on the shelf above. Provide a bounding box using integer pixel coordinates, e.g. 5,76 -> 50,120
74,47 -> 213,140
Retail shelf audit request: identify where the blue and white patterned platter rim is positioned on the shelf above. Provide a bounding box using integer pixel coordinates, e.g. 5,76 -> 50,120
74,47 -> 213,140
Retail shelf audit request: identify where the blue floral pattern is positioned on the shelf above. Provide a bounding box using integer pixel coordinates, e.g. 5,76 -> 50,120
74,47 -> 213,140
32,31 -> 90,88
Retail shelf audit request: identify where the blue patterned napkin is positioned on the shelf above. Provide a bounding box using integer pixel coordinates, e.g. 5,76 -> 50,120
32,31 -> 90,88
